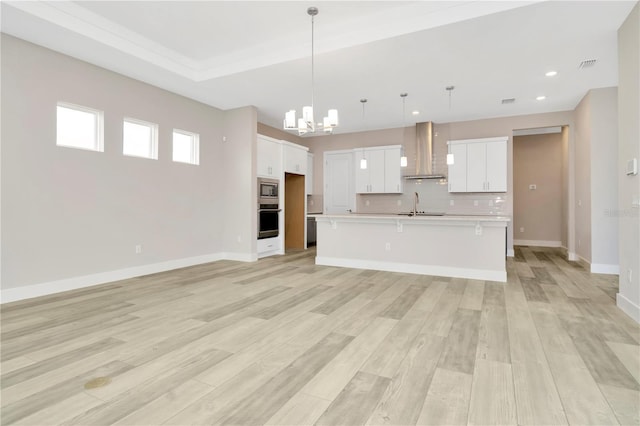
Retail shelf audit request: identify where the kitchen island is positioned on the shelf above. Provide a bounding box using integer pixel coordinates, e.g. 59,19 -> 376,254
311,213 -> 510,282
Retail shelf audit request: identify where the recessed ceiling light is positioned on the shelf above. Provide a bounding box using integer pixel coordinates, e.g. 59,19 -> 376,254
545,71 -> 558,77
536,95 -> 546,101
412,111 -> 419,115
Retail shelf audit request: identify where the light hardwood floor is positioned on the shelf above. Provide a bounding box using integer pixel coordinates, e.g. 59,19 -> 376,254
1,247 -> 639,425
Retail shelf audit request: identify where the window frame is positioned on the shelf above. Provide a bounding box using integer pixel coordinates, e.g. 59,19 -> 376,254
172,128 -> 200,165
122,117 -> 159,160
56,102 -> 104,152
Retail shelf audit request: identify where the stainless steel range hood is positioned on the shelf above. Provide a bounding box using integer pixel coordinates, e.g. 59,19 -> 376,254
404,121 -> 446,180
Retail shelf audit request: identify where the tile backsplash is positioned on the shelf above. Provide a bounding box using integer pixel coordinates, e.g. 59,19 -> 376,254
355,179 -> 508,216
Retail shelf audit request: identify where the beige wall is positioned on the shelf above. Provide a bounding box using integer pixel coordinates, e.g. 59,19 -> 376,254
574,87 -> 620,268
574,92 -> 593,261
561,126 -> 570,248
590,87 -> 619,268
257,122 -> 304,145
513,133 -> 563,244
617,2 -> 640,322
0,35 -> 255,292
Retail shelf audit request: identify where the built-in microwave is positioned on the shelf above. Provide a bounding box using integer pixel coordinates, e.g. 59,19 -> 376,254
258,177 -> 279,201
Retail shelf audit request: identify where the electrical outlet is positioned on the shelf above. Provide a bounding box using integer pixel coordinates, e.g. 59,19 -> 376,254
578,239 -> 581,247
135,244 -> 142,254
475,224 -> 482,235
578,200 -> 582,207
520,227 -> 524,233
385,242 -> 391,251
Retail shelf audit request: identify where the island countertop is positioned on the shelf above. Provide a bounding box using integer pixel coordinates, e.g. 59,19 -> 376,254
312,212 -> 510,282
309,213 -> 510,223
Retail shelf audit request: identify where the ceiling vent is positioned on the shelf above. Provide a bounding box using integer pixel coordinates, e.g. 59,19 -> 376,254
501,98 -> 516,104
579,59 -> 597,69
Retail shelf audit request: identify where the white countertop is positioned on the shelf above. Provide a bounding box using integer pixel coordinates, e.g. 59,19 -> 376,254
309,213 -> 510,223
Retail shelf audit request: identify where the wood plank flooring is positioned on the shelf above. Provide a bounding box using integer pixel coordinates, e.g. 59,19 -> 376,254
1,246 -> 639,425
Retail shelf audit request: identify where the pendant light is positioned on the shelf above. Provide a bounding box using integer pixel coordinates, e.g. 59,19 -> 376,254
360,99 -> 367,169
283,7 -> 338,135
445,86 -> 455,164
400,93 -> 408,167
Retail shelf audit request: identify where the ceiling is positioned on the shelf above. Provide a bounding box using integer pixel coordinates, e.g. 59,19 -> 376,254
1,1 -> 636,135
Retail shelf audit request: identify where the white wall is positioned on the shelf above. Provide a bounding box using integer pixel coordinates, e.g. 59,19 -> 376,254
617,2 -> 640,323
0,35 -> 255,300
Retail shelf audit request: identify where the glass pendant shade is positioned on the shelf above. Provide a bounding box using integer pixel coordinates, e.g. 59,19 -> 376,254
360,158 -> 367,169
400,156 -> 408,167
284,110 -> 296,129
447,153 -> 455,165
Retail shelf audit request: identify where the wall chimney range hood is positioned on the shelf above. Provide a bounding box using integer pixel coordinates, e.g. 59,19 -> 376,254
404,121 -> 446,180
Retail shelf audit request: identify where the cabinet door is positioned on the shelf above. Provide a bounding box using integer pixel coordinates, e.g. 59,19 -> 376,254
367,149 -> 386,193
466,142 -> 487,192
257,137 -> 282,177
384,147 -> 403,193
306,153 -> 314,195
448,143 -> 467,192
485,140 -> 507,192
284,145 -> 307,174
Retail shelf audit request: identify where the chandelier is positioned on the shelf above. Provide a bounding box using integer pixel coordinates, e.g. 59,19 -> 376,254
283,7 -> 338,135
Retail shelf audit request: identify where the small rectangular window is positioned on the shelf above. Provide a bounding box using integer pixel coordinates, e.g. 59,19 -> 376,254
123,118 -> 158,160
56,102 -> 104,151
172,129 -> 200,165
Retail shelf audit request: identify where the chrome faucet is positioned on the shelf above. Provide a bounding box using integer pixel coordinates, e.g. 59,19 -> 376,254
412,192 -> 419,216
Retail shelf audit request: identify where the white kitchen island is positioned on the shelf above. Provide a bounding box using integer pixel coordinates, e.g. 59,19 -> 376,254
312,214 -> 510,282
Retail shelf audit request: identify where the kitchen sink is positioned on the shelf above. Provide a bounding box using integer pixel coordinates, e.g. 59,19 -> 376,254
397,212 -> 445,217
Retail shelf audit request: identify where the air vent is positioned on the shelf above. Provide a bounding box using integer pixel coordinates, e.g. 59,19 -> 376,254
579,59 -> 597,69
501,98 -> 516,104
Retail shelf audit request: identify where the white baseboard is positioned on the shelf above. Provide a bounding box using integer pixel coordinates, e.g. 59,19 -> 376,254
513,239 -> 562,247
315,256 -> 506,282
591,264 -> 620,275
507,249 -> 515,257
568,251 -> 579,261
617,293 -> 640,324
0,251 -> 256,304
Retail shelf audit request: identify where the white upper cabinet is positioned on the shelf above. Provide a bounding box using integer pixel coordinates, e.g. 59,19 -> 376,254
354,145 -> 403,194
283,142 -> 308,175
257,136 -> 282,178
383,147 -> 403,193
447,137 -> 507,193
306,152 -> 314,195
447,143 -> 468,192
484,140 -> 507,192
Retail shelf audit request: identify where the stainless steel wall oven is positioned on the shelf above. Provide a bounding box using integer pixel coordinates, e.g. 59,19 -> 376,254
258,178 -> 280,239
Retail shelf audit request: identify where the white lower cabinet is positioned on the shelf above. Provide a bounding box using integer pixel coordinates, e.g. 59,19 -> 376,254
257,236 -> 281,257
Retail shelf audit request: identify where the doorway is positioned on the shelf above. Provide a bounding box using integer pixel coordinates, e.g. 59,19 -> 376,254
285,173 -> 305,250
513,126 -> 566,248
